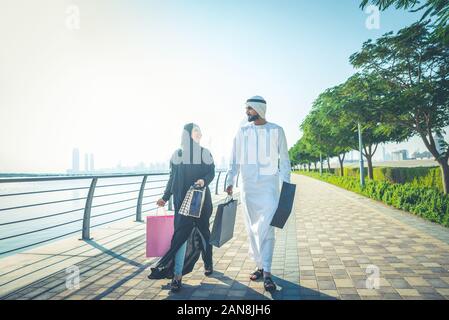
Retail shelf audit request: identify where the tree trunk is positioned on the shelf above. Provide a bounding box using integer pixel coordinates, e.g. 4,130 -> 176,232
307,163 -> 311,171
327,156 -> 331,172
337,154 -> 345,176
363,144 -> 377,180
438,159 -> 449,194
314,162 -> 317,170
417,130 -> 449,194
366,155 -> 374,180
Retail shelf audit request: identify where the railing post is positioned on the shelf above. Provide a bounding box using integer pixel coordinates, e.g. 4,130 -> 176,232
223,173 -> 228,192
215,171 -> 222,195
82,177 -> 97,240
136,175 -> 148,222
236,172 -> 240,188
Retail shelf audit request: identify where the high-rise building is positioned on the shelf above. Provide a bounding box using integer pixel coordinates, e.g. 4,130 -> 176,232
72,148 -> 80,173
392,150 -> 409,161
89,153 -> 94,172
85,154 -> 89,172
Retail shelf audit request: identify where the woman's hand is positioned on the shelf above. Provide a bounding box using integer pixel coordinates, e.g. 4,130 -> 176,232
195,179 -> 205,187
156,199 -> 166,207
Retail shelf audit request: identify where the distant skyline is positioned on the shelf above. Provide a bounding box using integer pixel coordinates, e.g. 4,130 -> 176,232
0,0 -> 447,173
66,147 -> 228,174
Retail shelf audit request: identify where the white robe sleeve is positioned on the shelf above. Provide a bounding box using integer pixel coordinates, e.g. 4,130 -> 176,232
226,133 -> 240,187
278,127 -> 291,183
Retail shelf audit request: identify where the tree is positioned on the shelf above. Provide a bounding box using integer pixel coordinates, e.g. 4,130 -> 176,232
289,140 -> 302,168
351,22 -> 449,193
339,74 -> 412,179
360,0 -> 449,43
308,86 -> 356,176
293,76 -> 408,179
289,137 -> 321,171
300,101 -> 352,175
301,109 -> 333,171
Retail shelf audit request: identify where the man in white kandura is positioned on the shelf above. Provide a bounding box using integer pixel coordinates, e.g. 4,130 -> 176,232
226,95 -> 291,292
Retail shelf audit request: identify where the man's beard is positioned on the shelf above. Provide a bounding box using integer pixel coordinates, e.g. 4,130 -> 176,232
247,114 -> 260,122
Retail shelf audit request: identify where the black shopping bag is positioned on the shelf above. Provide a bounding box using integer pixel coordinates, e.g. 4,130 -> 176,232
210,197 -> 238,248
270,182 -> 296,229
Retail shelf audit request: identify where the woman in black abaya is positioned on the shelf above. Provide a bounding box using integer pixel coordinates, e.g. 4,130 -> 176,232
147,123 -> 215,292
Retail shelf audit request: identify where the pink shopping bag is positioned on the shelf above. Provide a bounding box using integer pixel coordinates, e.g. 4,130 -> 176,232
146,207 -> 175,258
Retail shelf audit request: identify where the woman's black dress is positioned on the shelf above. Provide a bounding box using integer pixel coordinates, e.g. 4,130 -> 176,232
148,147 -> 215,279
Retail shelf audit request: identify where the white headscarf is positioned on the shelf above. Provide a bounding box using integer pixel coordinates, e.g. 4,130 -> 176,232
246,96 -> 267,119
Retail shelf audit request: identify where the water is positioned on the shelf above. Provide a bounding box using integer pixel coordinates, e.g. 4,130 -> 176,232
0,173 -> 225,257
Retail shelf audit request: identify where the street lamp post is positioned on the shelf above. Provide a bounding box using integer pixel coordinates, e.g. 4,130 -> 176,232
319,152 -> 323,176
358,122 -> 365,187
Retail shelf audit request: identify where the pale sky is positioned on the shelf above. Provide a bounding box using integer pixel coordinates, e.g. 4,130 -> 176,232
0,0 -> 445,173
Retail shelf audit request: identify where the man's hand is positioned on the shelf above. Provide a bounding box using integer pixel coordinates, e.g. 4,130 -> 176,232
156,199 -> 166,207
226,185 -> 233,196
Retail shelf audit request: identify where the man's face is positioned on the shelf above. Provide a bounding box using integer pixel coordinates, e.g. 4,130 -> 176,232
246,106 -> 257,117
246,106 -> 260,122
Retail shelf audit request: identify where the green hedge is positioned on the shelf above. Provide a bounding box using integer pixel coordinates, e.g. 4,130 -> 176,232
295,171 -> 449,228
331,166 -> 444,192
303,168 -> 337,175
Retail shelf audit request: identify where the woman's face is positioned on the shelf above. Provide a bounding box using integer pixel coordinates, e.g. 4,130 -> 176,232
191,126 -> 202,144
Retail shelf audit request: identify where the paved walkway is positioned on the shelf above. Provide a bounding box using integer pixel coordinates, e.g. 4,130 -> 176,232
2,174 -> 449,300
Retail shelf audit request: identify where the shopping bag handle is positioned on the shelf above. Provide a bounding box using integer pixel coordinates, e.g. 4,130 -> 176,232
224,195 -> 233,203
156,206 -> 166,216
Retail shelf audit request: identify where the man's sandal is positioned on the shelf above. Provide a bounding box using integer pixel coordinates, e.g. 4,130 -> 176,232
264,277 -> 277,292
249,269 -> 264,281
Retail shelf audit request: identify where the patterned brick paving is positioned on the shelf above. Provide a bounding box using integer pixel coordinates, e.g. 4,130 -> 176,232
2,174 -> 449,300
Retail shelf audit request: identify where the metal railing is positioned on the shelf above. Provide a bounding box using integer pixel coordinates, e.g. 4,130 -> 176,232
0,170 -> 235,256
